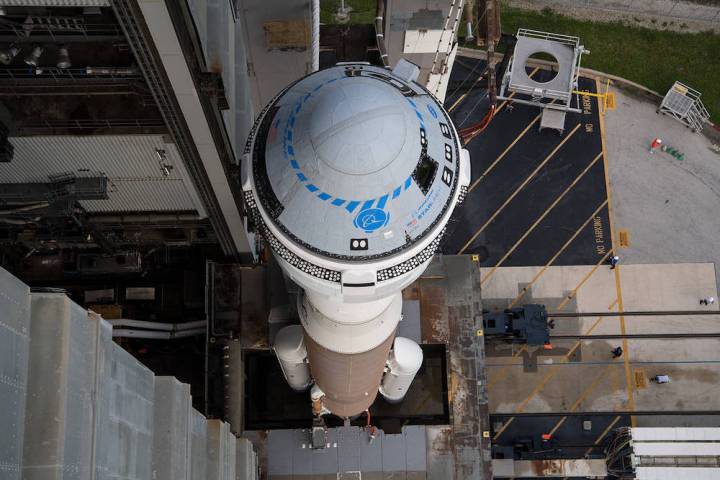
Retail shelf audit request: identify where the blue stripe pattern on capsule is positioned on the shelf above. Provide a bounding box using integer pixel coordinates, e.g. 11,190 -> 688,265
281,75 -> 427,215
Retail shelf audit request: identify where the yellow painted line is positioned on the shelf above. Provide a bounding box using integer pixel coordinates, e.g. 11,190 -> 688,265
467,114 -> 542,193
547,364 -> 617,436
449,66 -> 540,113
548,416 -> 567,436
596,78 -> 635,426
567,315 -> 605,357
583,415 -> 622,457
481,152 -> 603,286
500,306 -> 605,413
608,298 -> 619,310
499,337 -> 609,432
570,364 -> 617,411
597,78 -> 617,274
514,318 -> 607,413
507,199 -> 609,309
487,205 -> 610,389
493,416 -> 515,441
554,249 -> 614,311
487,311 -> 605,390
572,90 -> 607,99
486,345 -> 528,389
459,123 -> 582,254
515,367 -> 563,413
615,267 -> 634,425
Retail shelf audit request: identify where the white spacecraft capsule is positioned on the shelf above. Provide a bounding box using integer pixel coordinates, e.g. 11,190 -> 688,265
242,62 -> 470,418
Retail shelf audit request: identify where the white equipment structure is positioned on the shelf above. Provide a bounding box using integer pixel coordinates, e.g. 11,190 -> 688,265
273,324 -> 312,391
379,337 -> 425,403
606,427 -> 720,479
243,60 -> 470,418
659,81 -> 710,133
498,29 -> 587,133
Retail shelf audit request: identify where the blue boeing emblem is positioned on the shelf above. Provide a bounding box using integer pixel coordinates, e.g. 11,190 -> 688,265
353,208 -> 390,233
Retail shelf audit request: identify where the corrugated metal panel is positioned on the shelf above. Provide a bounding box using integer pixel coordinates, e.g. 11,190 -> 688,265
632,427 -> 720,442
81,179 -> 198,213
633,442 -> 720,457
3,135 -> 206,214
636,467 -> 720,480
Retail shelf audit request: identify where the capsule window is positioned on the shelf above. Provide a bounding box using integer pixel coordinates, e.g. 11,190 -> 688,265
412,153 -> 438,195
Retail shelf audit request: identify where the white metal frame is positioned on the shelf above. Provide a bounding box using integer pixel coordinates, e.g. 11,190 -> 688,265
498,29 -> 587,114
659,81 -> 710,133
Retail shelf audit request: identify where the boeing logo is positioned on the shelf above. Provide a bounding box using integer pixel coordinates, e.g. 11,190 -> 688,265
353,208 -> 390,233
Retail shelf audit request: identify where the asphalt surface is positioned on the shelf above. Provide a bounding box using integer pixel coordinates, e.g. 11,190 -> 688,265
442,57 -> 612,268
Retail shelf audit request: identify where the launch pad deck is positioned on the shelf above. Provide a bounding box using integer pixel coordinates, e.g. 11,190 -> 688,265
232,256 -> 491,479
442,57 -> 612,269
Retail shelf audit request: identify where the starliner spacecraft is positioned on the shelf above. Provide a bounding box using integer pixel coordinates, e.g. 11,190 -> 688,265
242,61 -> 470,419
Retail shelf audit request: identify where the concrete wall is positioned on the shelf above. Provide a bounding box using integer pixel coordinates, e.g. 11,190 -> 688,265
506,0 -> 720,33
0,267 -> 259,480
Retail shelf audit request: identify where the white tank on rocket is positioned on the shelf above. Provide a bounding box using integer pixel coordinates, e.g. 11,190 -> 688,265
273,324 -> 312,391
379,336 -> 424,403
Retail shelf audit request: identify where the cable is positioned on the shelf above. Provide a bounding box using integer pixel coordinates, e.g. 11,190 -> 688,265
459,103 -> 496,143
445,59 -> 485,103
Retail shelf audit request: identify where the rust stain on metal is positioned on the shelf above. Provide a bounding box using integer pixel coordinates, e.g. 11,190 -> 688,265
263,20 -> 310,50
418,284 -> 449,343
209,59 -> 223,74
531,459 -> 564,475
430,426 -> 454,454
402,282 -> 420,301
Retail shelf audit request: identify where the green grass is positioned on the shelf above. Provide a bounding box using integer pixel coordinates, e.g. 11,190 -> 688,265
320,0 -> 377,25
499,5 -> 720,123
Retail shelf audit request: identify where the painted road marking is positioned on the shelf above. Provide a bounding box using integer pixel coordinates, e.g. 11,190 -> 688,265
459,123 -> 582,254
596,77 -> 635,425
553,250 -> 614,311
546,364 -> 618,436
467,114 -> 542,191
493,306 -> 619,441
449,66 -> 540,114
486,208 -> 611,389
504,202 -> 609,310
582,415 -> 622,458
481,152 -> 603,286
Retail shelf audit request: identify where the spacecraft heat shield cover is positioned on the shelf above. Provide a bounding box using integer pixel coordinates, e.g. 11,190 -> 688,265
245,64 -> 467,268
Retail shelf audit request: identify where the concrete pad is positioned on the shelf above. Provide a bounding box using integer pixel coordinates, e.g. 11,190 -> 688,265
483,263 -> 720,416
603,88 -> 720,288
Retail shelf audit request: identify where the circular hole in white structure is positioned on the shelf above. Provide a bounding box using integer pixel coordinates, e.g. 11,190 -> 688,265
524,51 -> 559,83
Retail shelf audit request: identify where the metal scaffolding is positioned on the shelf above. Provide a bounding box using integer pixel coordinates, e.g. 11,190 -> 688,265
659,81 -> 710,133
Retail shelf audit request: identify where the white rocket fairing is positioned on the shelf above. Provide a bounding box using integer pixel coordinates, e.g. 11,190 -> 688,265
243,61 -> 470,418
